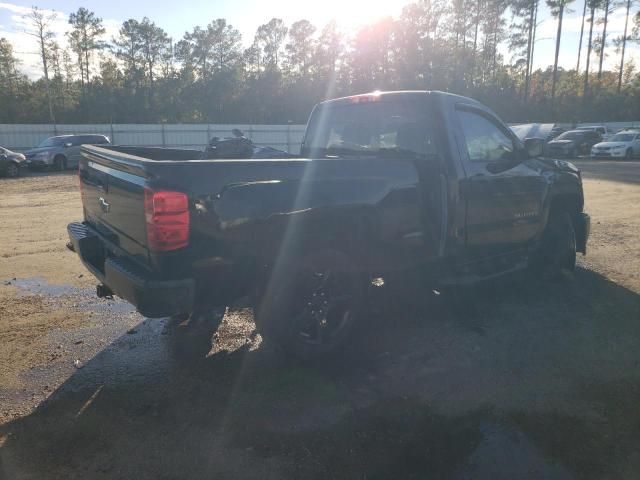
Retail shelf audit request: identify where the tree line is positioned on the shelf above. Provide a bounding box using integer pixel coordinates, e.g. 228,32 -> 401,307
1,0 -> 639,126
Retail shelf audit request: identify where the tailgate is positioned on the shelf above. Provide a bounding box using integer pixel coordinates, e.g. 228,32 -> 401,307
79,150 -> 149,260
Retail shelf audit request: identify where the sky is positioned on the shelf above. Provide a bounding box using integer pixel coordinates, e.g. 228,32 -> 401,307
1,0 -> 638,80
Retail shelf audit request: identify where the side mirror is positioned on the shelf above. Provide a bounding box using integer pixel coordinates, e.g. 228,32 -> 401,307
524,137 -> 544,158
64,142 -> 73,148
486,149 -> 519,173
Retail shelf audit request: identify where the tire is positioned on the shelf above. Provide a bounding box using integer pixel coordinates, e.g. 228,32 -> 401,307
254,249 -> 364,361
530,209 -> 576,278
6,162 -> 19,178
53,155 -> 67,171
625,148 -> 633,160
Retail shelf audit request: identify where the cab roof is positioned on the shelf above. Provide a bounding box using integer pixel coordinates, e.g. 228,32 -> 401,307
317,90 -> 482,108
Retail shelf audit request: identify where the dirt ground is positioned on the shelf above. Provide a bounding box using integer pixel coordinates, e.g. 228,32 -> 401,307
1,163 -> 640,479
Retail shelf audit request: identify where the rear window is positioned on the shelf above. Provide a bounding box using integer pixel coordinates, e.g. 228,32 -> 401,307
302,98 -> 438,159
75,135 -> 109,145
557,131 -> 585,141
38,137 -> 67,147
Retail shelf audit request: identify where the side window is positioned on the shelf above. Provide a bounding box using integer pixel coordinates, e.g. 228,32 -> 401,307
457,109 -> 514,162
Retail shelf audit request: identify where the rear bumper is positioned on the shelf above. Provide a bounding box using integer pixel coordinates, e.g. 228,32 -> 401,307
67,222 -> 195,318
574,212 -> 590,254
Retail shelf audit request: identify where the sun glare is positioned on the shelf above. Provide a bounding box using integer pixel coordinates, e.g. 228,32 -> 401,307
293,0 -> 403,32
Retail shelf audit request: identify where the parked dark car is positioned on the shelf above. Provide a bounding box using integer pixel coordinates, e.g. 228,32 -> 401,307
0,146 -> 27,177
68,91 -> 590,360
510,123 -> 573,157
25,134 -> 110,170
546,129 -> 602,157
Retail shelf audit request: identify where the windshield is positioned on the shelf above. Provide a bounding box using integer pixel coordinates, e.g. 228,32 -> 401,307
609,133 -> 636,142
37,137 -> 67,148
302,99 -> 438,159
556,131 -> 585,141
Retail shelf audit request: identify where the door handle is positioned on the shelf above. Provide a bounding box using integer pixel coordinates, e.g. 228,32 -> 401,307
99,197 -> 110,213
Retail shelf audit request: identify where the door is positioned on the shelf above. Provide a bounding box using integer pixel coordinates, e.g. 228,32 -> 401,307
67,136 -> 86,168
455,106 -> 547,260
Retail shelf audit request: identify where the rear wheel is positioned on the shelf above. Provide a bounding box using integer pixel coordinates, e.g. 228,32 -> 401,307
254,249 -> 364,361
53,155 -> 67,171
6,162 -> 19,178
530,209 -> 576,278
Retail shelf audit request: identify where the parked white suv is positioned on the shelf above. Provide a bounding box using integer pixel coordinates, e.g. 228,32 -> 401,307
576,125 -> 612,140
591,131 -> 640,159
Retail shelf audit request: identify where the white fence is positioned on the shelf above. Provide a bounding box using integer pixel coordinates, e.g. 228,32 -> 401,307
0,124 -> 307,154
3,121 -> 639,154
576,121 -> 640,131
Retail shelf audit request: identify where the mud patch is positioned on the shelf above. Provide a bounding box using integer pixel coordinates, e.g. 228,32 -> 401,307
0,287 -> 86,389
0,278 -> 142,422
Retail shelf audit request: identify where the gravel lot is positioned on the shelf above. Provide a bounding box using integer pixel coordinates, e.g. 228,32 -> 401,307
1,161 -> 639,479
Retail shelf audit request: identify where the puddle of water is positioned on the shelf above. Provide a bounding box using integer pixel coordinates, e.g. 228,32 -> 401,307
7,275 -> 161,386
7,276 -> 134,314
9,277 -> 80,297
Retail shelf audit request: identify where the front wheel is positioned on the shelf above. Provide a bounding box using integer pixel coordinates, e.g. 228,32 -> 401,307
254,249 -> 364,361
530,210 -> 576,278
53,156 -> 66,171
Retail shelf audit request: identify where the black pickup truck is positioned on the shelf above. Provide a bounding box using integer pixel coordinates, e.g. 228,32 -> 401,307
68,91 -> 590,359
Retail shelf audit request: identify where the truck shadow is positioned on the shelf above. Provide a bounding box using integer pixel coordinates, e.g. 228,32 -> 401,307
2,267 -> 640,479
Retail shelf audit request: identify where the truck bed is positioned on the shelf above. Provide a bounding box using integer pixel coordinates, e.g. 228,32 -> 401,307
77,144 -> 426,310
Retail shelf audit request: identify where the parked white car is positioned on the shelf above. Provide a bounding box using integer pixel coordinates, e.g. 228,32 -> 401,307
590,131 -> 640,159
577,125 -> 612,140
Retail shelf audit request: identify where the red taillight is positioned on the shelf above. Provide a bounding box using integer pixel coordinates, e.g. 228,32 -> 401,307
144,188 -> 190,251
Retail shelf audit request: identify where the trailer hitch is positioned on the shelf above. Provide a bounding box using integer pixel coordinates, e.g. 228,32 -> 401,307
96,284 -> 114,299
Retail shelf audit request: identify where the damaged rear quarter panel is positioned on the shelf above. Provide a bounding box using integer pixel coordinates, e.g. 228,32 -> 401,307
191,158 -> 424,271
